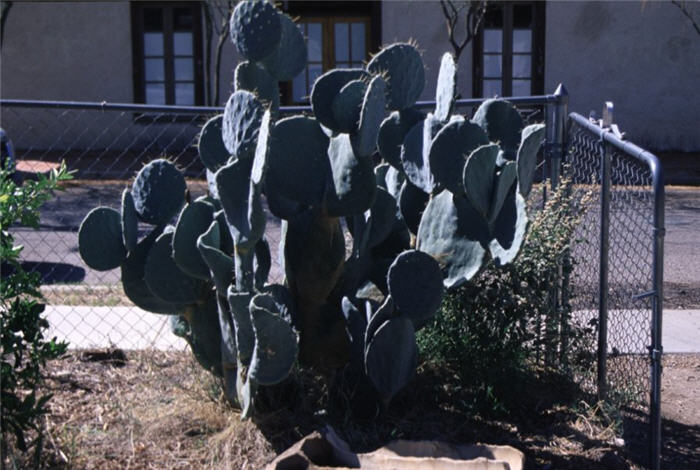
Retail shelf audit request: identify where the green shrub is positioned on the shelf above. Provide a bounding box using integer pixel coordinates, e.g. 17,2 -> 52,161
1,161 -> 72,465
417,177 -> 595,412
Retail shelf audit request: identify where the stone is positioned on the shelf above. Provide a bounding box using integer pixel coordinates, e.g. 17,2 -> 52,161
266,426 -> 525,469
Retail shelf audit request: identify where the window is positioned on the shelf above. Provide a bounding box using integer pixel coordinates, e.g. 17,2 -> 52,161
473,2 -> 545,98
132,2 -> 204,105
282,2 -> 381,104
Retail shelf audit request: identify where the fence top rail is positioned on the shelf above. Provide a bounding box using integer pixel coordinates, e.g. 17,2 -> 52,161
568,112 -> 664,189
1,94 -> 559,115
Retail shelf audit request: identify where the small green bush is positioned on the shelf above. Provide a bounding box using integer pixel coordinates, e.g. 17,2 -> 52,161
417,178 -> 595,412
1,162 -> 72,465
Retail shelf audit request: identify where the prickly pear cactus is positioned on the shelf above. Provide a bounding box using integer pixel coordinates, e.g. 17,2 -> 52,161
78,1 -> 546,416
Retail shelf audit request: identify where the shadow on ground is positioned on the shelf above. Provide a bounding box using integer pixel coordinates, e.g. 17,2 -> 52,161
3,261 -> 86,284
247,366 -> 636,469
622,406 -> 700,469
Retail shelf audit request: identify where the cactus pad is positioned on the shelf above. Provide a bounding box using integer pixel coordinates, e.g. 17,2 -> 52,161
197,221 -> 234,295
230,0 -> 281,62
222,90 -> 265,160
227,288 -> 254,366
144,231 -> 204,305
377,107 -> 425,169
121,227 -> 181,314
367,43 -> 425,111
365,317 -> 418,402
365,295 -> 395,346
417,190 -> 489,288
398,180 -> 430,235
331,79 -> 366,134
327,134 -> 376,216
248,294 -> 298,385
215,159 -> 266,249
235,61 -> 280,114
352,76 -> 387,158
434,52 -> 457,122
311,69 -> 369,132
252,109 -> 272,185
463,143 -> 500,219
489,189 -> 528,265
400,114 -> 442,194
253,237 -> 271,290
259,13 -> 307,81
429,118 -> 489,194
517,123 -> 546,197
490,161 -> 517,223
472,99 -> 524,159
198,115 -> 230,172
78,207 -> 127,271
387,250 -> 444,330
186,292 -> 224,376
121,190 -> 138,253
173,201 -> 216,280
266,116 -> 332,206
132,159 -> 186,226
365,187 -> 400,249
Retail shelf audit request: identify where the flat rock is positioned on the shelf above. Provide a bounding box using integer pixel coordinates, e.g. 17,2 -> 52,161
267,427 -> 524,470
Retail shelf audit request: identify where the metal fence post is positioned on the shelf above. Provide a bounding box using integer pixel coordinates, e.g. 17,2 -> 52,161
597,134 -> 611,401
650,160 -> 665,470
550,84 -> 569,190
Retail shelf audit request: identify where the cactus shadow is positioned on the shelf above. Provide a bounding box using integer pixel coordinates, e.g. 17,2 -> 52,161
245,364 -> 631,468
11,261 -> 86,284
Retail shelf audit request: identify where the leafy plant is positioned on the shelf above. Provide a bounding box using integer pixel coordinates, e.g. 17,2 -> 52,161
77,0 -> 547,418
1,161 -> 72,466
417,176 -> 595,412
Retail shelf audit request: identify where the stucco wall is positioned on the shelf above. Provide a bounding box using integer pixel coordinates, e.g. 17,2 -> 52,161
545,1 -> 700,151
381,0 -> 474,102
1,1 -> 133,102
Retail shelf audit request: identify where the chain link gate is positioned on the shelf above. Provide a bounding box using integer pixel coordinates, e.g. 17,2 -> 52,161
564,112 -> 664,469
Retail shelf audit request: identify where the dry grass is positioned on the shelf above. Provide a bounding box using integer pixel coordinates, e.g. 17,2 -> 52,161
4,350 -> 278,470
1,349 -> 666,469
41,285 -> 131,307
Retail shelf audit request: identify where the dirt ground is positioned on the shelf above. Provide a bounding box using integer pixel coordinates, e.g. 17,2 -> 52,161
2,351 -> 698,470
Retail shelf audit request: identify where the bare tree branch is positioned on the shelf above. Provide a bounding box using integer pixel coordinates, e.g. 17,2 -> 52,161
203,4 -> 214,105
671,0 -> 700,37
1,1 -> 13,49
203,0 -> 237,105
439,0 -> 487,62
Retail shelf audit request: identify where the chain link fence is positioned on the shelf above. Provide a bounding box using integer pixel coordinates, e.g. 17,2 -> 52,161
3,103 -> 229,350
1,98 -> 553,351
2,97 -> 664,466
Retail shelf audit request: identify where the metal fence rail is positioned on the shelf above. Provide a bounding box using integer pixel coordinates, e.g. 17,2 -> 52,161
565,112 -> 664,469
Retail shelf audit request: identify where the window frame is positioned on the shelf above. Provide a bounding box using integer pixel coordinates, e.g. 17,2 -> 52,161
472,2 -> 545,98
280,1 -> 381,105
131,2 -> 205,107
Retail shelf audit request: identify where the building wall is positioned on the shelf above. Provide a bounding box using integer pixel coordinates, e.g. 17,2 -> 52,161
381,0 -> 474,103
1,1 -> 133,102
1,1 -> 697,152
0,1 -> 239,105
545,1 -> 700,151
